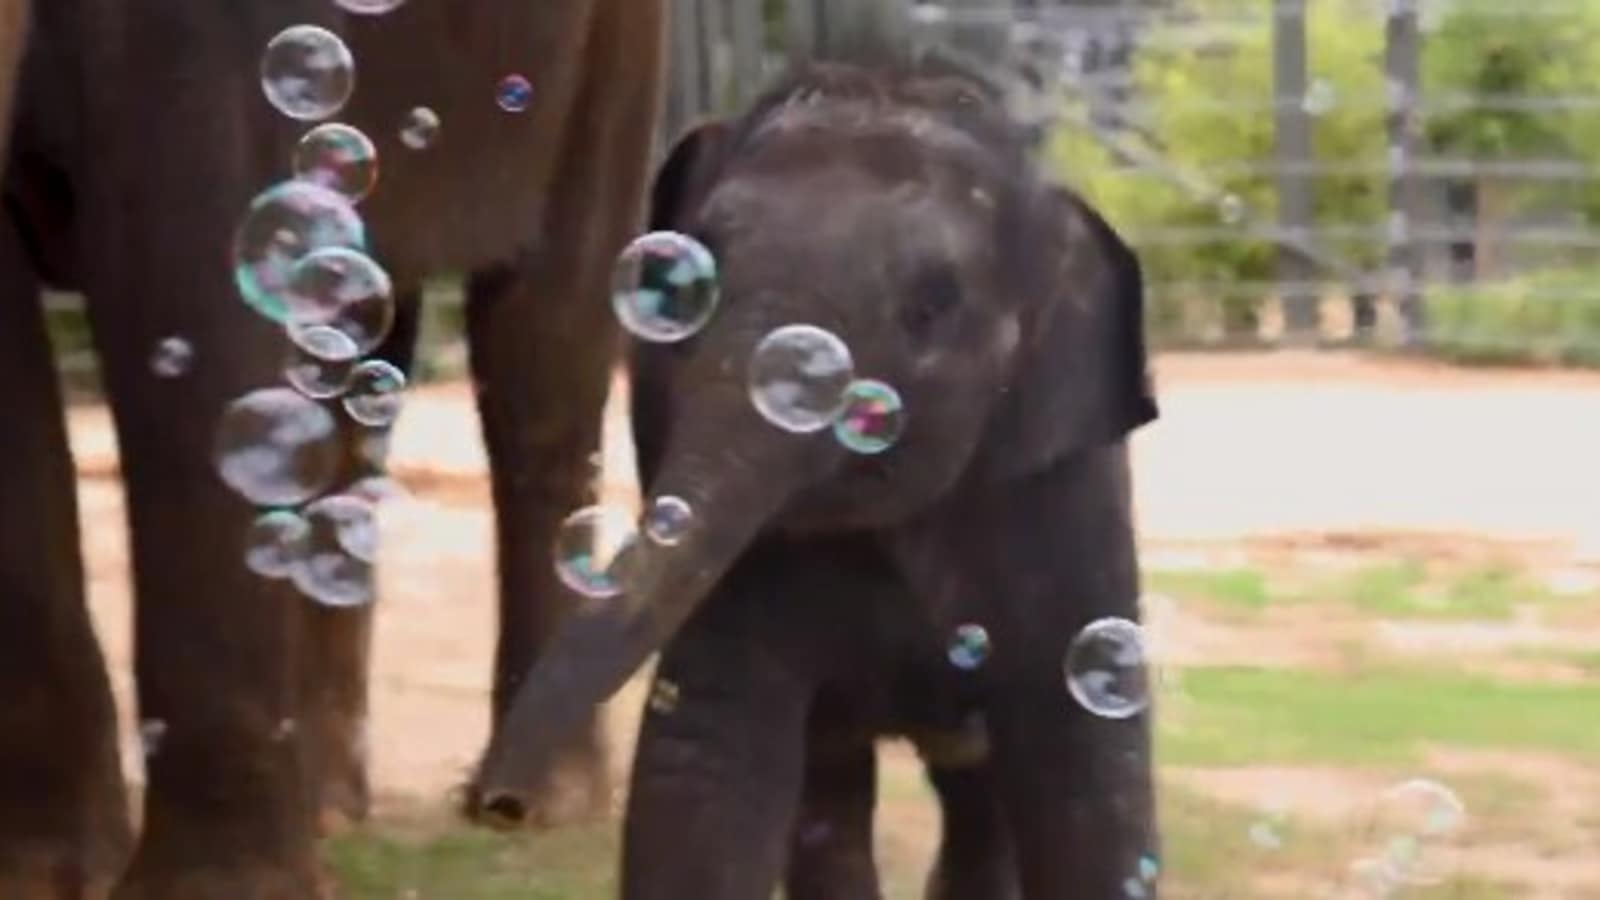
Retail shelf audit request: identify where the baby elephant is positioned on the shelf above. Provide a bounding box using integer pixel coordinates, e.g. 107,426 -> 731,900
476,61 -> 1163,899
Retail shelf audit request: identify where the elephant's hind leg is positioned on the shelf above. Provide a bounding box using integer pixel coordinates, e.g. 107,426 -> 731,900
0,218 -> 132,897
783,738 -> 884,900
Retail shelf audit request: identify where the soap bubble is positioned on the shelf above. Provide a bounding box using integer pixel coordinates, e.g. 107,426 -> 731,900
150,336 -> 194,378
233,181 -> 366,323
291,495 -> 376,608
1302,78 -> 1337,116
642,495 -> 693,546
611,231 -> 720,343
343,360 -> 406,427
399,107 -> 440,150
244,509 -> 311,579
138,719 -> 168,759
214,387 -> 340,507
284,246 -> 395,358
260,25 -> 355,121
833,379 -> 906,454
293,122 -> 379,202
554,505 -> 639,600
284,326 -> 357,399
348,474 -> 410,506
1218,193 -> 1245,225
1064,617 -> 1149,719
496,74 -> 533,113
748,324 -> 855,433
334,0 -> 407,14
946,623 -> 992,670
1353,779 -> 1466,887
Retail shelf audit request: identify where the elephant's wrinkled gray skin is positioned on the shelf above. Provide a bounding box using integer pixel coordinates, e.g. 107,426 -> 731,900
477,62 -> 1162,898
1,1 -> 663,896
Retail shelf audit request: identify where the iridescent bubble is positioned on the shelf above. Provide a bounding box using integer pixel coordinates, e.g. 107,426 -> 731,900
348,475 -> 410,506
947,623 -> 992,670
642,495 -> 693,547
1064,617 -> 1149,719
334,0 -> 407,14
260,25 -> 355,122
150,336 -> 194,378
554,505 -> 639,600
1218,193 -> 1245,225
233,181 -> 366,322
748,324 -> 855,433
1378,779 -> 1466,839
496,74 -> 533,113
611,231 -> 720,343
833,379 -> 906,454
343,360 -> 406,427
214,387 -> 340,507
138,719 -> 168,759
284,326 -> 356,399
399,107 -> 440,150
293,123 -> 379,202
291,495 -> 376,608
1302,78 -> 1337,116
244,509 -> 311,579
284,246 -> 395,358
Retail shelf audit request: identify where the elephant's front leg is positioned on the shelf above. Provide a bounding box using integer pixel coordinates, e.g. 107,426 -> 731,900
622,563 -> 814,900
461,0 -> 661,825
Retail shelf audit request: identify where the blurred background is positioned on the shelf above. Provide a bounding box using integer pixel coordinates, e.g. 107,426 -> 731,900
57,1 -> 1600,897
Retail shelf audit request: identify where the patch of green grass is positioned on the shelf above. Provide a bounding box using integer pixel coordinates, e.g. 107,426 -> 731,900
326,820 -> 619,899
1160,665 -> 1600,767
1146,568 -> 1274,617
1333,561 -> 1429,617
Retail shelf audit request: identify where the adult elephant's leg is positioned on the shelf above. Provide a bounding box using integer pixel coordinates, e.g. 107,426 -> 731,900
923,763 -> 1019,900
296,288 -> 422,836
784,737 -> 882,900
464,0 -> 664,826
0,219 -> 132,896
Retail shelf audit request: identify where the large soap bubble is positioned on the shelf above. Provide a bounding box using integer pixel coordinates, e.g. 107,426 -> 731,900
612,231 -> 720,343
214,387 -> 341,508
1064,617 -> 1149,719
261,25 -> 355,122
291,494 -> 377,608
748,324 -> 855,433
554,505 -> 639,600
233,181 -> 366,323
334,0 -> 408,13
293,123 -> 379,202
284,246 -> 395,358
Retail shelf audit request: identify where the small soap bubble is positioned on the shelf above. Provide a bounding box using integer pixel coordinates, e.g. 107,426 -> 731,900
1064,617 -> 1150,719
138,719 -> 168,758
245,509 -> 311,579
271,718 -> 298,742
642,495 -> 693,546
150,336 -> 194,378
611,231 -> 720,343
1301,78 -> 1336,116
554,505 -> 639,600
399,107 -> 440,150
1137,855 -> 1159,883
284,326 -> 357,399
334,0 -> 407,14
833,379 -> 906,454
343,360 -> 406,427
293,122 -> 379,202
284,246 -> 395,358
214,387 -> 341,508
947,623 -> 992,670
648,678 -> 680,715
496,74 -> 533,113
233,181 -> 366,323
748,324 -> 855,433
260,25 -> 355,122
1218,193 -> 1245,225
291,494 -> 377,608
1249,820 -> 1285,851
348,475 -> 410,507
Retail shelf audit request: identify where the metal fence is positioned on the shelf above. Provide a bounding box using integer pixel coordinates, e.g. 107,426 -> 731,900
44,0 -> 1600,393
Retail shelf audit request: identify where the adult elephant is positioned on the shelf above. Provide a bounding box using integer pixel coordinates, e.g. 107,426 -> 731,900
0,1 -> 664,896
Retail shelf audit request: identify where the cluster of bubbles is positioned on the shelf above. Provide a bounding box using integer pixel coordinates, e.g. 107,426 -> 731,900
610,231 -> 909,454
213,4 -> 536,608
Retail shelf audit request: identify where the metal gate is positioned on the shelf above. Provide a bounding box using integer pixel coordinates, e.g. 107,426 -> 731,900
666,0 -> 1600,365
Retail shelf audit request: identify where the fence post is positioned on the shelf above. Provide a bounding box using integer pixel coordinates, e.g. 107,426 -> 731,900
1384,0 -> 1426,347
792,0 -> 913,61
1273,0 -> 1319,343
662,0 -> 712,144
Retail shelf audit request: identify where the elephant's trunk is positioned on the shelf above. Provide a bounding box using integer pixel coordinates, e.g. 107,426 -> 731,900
473,411 -> 812,823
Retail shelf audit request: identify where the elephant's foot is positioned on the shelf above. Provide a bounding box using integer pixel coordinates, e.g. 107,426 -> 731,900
304,715 -> 372,837
464,733 -> 614,830
0,843 -> 123,900
109,861 -> 329,900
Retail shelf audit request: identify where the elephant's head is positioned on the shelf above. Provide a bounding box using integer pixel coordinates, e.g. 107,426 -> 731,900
473,60 -> 1156,820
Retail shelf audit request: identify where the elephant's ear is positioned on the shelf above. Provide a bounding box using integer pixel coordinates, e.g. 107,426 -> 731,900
648,119 -> 733,232
974,186 -> 1158,483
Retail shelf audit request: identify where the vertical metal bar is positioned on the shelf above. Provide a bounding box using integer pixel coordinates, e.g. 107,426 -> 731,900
661,0 -> 707,144
728,0 -> 765,106
805,0 -> 912,61
1385,0 -> 1425,346
1273,0 -> 1319,342
786,0 -> 817,61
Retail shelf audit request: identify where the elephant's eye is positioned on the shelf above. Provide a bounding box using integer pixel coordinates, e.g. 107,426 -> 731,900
899,263 -> 964,339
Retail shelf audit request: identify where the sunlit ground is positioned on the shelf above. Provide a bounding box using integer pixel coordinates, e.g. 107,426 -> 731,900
72,352 -> 1600,899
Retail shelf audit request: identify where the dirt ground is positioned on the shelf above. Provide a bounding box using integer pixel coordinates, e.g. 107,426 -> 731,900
65,351 -> 1600,856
